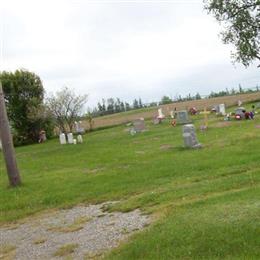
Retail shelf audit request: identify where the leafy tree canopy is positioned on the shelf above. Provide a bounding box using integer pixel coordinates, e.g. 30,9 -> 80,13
204,0 -> 260,67
0,69 -> 52,145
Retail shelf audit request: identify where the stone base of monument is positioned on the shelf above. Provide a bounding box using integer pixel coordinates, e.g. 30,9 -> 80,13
182,124 -> 202,149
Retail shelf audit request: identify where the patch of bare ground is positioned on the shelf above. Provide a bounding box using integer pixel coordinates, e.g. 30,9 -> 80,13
160,144 -> 174,150
214,122 -> 232,128
0,202 -> 150,260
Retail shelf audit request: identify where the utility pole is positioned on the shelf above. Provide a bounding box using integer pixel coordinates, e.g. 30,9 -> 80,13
0,81 -> 21,187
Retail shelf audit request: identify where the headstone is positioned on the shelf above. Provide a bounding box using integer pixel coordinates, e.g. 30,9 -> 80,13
77,135 -> 83,144
59,133 -> 66,145
73,139 -> 77,145
182,124 -> 201,148
67,133 -> 74,144
75,121 -> 85,134
157,108 -> 165,119
176,110 -> 190,124
170,110 -> 174,119
238,100 -> 242,106
235,107 -> 246,119
133,118 -> 145,132
218,104 -> 226,115
0,139 -> 2,150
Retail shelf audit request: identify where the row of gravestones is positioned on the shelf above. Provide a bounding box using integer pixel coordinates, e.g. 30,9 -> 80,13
59,133 -> 83,145
131,109 -> 206,149
131,117 -> 201,149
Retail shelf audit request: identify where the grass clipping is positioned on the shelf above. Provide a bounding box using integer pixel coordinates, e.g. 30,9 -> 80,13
0,244 -> 16,259
53,243 -> 78,257
47,216 -> 91,233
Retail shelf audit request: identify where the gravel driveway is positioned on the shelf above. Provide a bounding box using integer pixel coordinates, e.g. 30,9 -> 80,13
0,202 -> 150,259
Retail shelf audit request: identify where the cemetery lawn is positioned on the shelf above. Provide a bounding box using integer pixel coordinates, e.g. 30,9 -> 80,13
0,107 -> 260,259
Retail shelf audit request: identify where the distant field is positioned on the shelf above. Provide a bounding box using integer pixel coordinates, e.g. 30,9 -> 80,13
85,92 -> 260,130
0,103 -> 260,259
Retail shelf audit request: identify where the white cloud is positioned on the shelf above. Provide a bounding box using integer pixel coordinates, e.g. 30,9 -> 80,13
1,0 -> 259,107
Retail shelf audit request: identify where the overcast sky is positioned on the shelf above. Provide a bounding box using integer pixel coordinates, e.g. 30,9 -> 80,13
1,0 -> 259,108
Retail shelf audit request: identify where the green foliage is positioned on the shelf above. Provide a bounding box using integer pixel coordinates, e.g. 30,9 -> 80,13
0,69 -> 53,145
159,95 -> 173,105
204,0 -> 260,67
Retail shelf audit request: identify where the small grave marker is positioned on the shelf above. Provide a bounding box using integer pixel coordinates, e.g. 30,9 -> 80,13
67,133 -> 74,144
157,108 -> 165,119
218,104 -> 226,115
182,124 -> 201,148
176,110 -> 190,124
59,133 -> 66,145
132,118 -> 146,133
77,135 -> 83,144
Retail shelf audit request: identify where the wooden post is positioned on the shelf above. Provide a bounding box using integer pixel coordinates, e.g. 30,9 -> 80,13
0,81 -> 21,187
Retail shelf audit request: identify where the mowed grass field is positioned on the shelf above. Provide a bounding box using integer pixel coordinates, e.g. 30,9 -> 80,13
0,103 -> 260,259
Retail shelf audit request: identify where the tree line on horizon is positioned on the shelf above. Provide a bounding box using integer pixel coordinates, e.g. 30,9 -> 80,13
90,85 -> 260,117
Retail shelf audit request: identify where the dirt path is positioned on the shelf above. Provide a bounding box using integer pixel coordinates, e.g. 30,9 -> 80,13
0,202 -> 150,259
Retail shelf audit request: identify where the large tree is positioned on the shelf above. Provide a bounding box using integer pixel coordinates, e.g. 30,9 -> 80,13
0,69 -> 52,145
46,87 -> 88,133
204,0 -> 260,67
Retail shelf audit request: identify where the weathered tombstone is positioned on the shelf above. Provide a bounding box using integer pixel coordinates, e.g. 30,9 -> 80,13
67,133 -> 74,144
182,124 -> 201,148
59,133 -> 66,144
218,104 -> 226,115
73,139 -> 77,145
77,135 -> 83,144
238,100 -> 242,106
133,118 -> 145,133
176,110 -> 190,124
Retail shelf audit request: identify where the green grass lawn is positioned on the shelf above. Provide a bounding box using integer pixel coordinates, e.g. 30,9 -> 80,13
0,109 -> 260,259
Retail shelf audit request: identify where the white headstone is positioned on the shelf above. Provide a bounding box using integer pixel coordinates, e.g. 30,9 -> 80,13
157,108 -> 165,119
59,133 -> 66,145
77,135 -> 83,144
73,139 -> 77,145
170,111 -> 174,118
218,104 -> 226,115
67,133 -> 74,144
